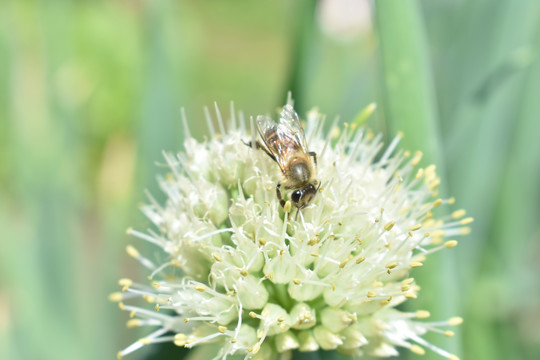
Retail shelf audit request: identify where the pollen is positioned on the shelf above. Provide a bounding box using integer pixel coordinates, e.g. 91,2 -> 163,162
126,245 -> 139,258
108,292 -> 123,302
212,253 -> 223,262
410,344 -> 425,355
445,240 -> 458,248
416,310 -> 430,318
384,221 -> 396,231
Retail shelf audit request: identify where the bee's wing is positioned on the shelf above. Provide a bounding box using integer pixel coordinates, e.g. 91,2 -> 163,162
256,113 -> 304,173
278,104 -> 309,153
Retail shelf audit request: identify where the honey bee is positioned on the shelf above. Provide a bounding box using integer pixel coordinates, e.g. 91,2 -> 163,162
248,104 -> 320,211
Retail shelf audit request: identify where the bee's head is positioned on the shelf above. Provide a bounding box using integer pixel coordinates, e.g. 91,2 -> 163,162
291,181 -> 320,209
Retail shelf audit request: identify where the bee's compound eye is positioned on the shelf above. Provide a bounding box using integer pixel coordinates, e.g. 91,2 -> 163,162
291,190 -> 302,203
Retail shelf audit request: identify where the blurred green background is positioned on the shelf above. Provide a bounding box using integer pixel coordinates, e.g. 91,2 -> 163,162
1,0 -> 539,359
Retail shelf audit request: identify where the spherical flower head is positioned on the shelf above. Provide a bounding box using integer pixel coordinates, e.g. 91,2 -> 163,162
112,100 -> 471,360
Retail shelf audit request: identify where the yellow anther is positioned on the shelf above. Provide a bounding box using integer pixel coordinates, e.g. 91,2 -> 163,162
218,326 -> 227,333
249,312 -> 257,318
445,240 -> 458,248
174,333 -> 186,346
184,317 -> 189,322
429,179 -> 441,191
258,238 -> 267,246
444,330 -> 455,337
277,316 -> 285,322
415,168 -> 424,179
410,262 -> 423,268
451,209 -> 466,219
126,319 -> 141,328
448,355 -> 460,360
240,269 -> 248,277
268,272 -> 274,281
384,221 -> 396,231
409,224 -> 422,231
284,201 -> 292,213
142,295 -> 155,303
331,283 -> 336,291
126,245 -> 139,258
117,351 -> 123,359
448,197 -> 456,204
154,304 -> 160,312
118,302 -> 125,310
109,292 -> 123,302
410,344 -> 425,355
403,277 -> 414,285
151,281 -> 161,288
424,232 -> 431,237
308,237 -> 318,246
248,343 -> 261,354
411,151 -> 423,166
460,217 -> 474,225
139,338 -> 151,345
413,255 -> 426,262
125,227 -> 133,235
431,237 -> 443,245
293,278 -> 301,285
356,256 -> 366,264
416,310 -> 430,318
405,292 -> 417,299
367,291 -> 376,298
311,252 -> 319,258
231,338 -> 237,343
460,227 -> 471,235
195,285 -> 206,292
118,278 -> 132,291
339,259 -> 348,268
385,261 -> 398,269
372,281 -> 383,287
432,199 -> 443,207
432,229 -> 445,237
212,253 -> 223,262
401,285 -> 410,292
279,249 -> 285,255
425,164 -> 436,174
129,311 -> 136,318
449,317 -> 463,326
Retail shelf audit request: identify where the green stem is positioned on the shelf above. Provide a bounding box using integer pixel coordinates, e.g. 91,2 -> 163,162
374,0 -> 461,356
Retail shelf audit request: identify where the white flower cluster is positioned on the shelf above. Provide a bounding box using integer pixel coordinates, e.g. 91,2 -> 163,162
111,102 -> 471,360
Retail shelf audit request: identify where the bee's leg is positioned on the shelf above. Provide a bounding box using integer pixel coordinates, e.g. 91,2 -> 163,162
276,183 -> 286,208
244,140 -> 276,163
309,151 -> 317,167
